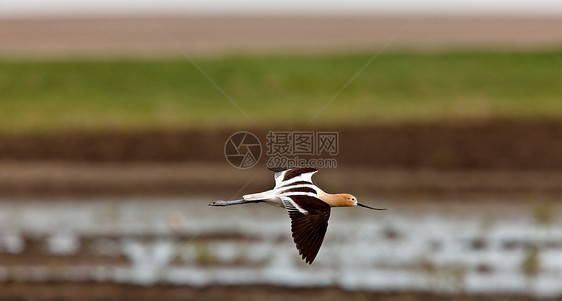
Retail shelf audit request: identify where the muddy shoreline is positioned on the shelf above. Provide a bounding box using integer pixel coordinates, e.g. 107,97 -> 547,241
1,163 -> 561,199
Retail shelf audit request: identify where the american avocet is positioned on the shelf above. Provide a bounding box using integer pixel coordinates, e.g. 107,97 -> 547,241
209,167 -> 385,264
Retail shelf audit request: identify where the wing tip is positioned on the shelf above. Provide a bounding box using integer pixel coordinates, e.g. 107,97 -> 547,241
267,166 -> 294,172
303,254 -> 315,264
268,166 -> 318,173
298,249 -> 316,264
294,233 -> 321,265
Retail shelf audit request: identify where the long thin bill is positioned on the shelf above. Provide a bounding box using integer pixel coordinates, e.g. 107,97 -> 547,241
357,203 -> 386,210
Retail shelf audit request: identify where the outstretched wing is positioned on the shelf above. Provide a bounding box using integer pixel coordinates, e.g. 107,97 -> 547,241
279,194 -> 330,264
269,167 -> 318,188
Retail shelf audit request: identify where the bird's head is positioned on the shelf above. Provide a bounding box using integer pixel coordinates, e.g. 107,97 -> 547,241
340,193 -> 386,210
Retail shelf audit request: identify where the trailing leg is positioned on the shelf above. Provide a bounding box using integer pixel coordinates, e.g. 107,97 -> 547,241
208,199 -> 262,206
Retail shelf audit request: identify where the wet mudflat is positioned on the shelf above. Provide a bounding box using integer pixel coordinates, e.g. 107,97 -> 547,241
0,197 -> 560,300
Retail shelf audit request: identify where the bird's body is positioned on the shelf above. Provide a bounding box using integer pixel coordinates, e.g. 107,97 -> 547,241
209,167 -> 384,264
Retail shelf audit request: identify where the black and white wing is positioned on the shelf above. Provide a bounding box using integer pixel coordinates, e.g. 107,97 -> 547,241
269,167 -> 318,188
279,194 -> 330,264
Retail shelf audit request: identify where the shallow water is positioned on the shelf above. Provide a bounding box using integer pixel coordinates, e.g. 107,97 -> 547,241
0,197 -> 561,297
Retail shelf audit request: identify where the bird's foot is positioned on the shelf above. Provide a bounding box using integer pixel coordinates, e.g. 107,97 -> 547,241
209,200 -> 227,206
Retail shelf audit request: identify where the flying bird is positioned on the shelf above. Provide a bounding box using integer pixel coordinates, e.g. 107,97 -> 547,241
209,167 -> 385,264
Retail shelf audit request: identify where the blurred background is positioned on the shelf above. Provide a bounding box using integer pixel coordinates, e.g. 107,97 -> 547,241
1,1 -> 562,300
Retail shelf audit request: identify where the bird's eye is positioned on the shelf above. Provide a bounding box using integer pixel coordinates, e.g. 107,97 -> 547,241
351,197 -> 356,201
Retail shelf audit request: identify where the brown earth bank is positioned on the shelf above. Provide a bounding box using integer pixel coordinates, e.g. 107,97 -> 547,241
1,120 -> 561,199
0,283 -> 548,301
1,120 -> 561,169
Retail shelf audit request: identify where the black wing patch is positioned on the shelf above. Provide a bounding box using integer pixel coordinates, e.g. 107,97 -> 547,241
282,194 -> 330,264
279,180 -> 313,188
269,167 -> 318,187
280,186 -> 317,195
282,168 -> 318,182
